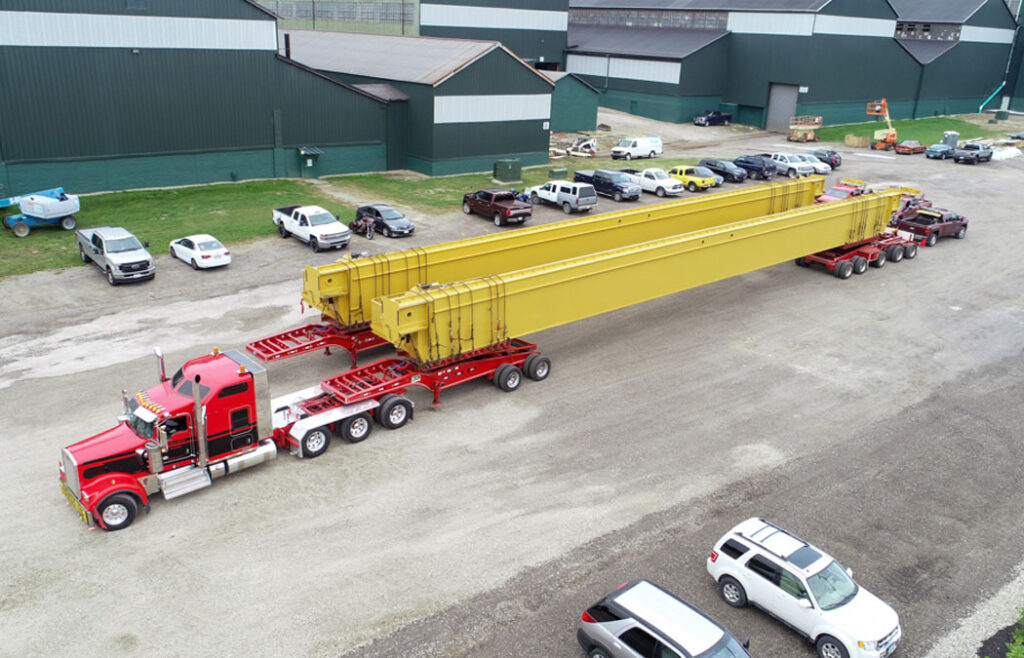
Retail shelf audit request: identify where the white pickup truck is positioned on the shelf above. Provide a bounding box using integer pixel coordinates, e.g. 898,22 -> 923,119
619,168 -> 685,197
76,226 -> 155,285
272,205 -> 351,252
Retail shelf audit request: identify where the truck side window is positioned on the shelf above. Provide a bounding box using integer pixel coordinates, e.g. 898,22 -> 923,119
619,628 -> 657,657
230,408 -> 250,430
218,383 -> 249,398
299,216 -> 308,227
779,570 -> 808,599
746,554 -> 780,584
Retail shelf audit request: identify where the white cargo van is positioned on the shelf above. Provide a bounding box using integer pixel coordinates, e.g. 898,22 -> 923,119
611,136 -> 663,161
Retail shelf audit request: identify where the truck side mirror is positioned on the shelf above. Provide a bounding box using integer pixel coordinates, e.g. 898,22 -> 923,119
157,427 -> 169,453
144,240 -> 150,248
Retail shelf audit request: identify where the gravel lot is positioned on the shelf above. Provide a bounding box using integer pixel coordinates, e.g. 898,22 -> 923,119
2,110 -> 1023,658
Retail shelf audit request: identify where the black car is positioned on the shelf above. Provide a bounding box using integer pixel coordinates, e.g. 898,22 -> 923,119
698,159 -> 748,183
810,148 -> 841,169
732,154 -> 777,180
353,204 -> 415,238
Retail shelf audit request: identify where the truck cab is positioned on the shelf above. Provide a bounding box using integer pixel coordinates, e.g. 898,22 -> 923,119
274,205 -> 351,252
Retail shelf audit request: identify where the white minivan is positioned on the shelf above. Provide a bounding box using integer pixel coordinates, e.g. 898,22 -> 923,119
611,136 -> 663,161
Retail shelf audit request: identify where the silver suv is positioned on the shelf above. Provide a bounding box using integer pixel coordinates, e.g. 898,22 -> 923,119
707,518 -> 900,658
577,579 -> 752,658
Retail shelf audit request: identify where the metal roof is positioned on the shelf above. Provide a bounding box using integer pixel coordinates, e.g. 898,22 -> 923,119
896,38 -> 958,64
543,70 -> 601,93
570,0 -> 830,11
887,0 -> 987,23
282,30 -> 502,86
568,25 -> 728,59
352,83 -> 409,102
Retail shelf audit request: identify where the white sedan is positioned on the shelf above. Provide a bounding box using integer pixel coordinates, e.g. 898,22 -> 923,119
169,234 -> 231,269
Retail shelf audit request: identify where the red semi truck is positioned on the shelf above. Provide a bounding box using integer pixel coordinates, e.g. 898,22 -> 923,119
60,343 -> 548,531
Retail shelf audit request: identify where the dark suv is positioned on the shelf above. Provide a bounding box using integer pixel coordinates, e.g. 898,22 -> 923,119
577,579 -> 752,658
810,148 -> 842,169
698,159 -> 748,183
733,155 -> 777,180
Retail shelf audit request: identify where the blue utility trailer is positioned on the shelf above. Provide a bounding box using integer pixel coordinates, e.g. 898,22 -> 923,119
2,187 -> 81,237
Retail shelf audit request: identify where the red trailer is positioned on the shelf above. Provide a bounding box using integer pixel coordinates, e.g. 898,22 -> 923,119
796,232 -> 919,279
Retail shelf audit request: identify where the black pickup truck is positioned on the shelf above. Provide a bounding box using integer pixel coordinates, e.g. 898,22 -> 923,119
693,110 -> 732,126
732,154 -> 777,180
573,169 -> 642,202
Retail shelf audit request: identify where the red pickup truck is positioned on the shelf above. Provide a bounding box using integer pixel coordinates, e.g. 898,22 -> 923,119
462,189 -> 532,227
897,207 -> 967,247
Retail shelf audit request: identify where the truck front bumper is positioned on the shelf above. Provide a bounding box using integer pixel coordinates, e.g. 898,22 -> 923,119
114,267 -> 155,282
61,480 -> 94,526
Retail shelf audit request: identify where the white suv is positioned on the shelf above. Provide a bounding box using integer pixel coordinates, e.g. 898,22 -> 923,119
706,518 -> 901,658
769,153 -> 816,178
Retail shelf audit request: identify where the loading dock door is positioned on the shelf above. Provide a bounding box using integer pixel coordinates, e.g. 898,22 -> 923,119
766,83 -> 799,132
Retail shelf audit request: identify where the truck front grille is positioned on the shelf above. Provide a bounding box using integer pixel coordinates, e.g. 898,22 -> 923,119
61,448 -> 81,497
320,233 -> 345,241
120,260 -> 149,273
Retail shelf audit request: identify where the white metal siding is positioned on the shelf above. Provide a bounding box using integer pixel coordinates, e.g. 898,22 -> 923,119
567,54 -> 680,85
960,25 -> 1015,44
727,12 -> 814,36
420,4 -> 568,31
0,11 -> 277,50
434,94 -> 551,124
813,15 -> 896,38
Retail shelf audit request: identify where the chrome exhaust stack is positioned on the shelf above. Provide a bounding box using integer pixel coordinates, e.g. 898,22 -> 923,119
208,440 -> 277,480
154,346 -> 168,382
191,375 -> 208,469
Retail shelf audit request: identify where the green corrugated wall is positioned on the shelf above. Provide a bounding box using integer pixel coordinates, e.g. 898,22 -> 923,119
550,76 -> 598,133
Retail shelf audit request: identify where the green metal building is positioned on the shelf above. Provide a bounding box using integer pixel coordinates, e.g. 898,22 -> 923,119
0,0 -> 389,195
283,29 -> 554,175
545,72 -> 600,133
566,0 -> 1019,127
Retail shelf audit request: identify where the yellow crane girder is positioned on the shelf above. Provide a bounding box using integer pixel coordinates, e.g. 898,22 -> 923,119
302,177 -> 826,326
371,190 -> 902,364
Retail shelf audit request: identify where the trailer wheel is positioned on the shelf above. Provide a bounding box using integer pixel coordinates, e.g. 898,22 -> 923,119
852,257 -> 868,275
926,233 -> 937,247
493,364 -> 522,392
11,221 -> 29,238
302,426 -> 331,458
379,395 -> 413,430
61,215 -> 77,230
834,260 -> 854,279
97,493 -> 138,531
886,245 -> 904,262
341,412 -> 373,443
871,251 -> 887,268
524,354 -> 551,381
904,243 -> 918,259
794,257 -> 809,267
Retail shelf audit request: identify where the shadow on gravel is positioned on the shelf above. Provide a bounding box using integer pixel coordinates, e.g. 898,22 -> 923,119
977,622 -> 1016,657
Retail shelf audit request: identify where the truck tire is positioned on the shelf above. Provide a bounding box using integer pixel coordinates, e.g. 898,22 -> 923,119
955,226 -> 967,239
926,233 -> 937,247
624,152 -> 632,161
871,251 -> 886,268
648,151 -> 656,158
794,257 -> 809,267
493,364 -> 522,392
80,245 -> 89,263
724,119 -> 730,126
904,243 -> 918,259
687,182 -> 697,193
309,237 -> 319,253
887,245 -> 904,262
530,192 -> 540,205
834,260 -> 854,279
462,201 -> 472,215
278,222 -> 289,238
524,353 -> 551,381
719,576 -> 747,607
11,221 -> 29,238
106,267 -> 119,286
655,187 -> 666,198
97,493 -> 138,531
302,426 -> 331,458
493,213 -> 503,227
341,412 -> 373,443
562,202 -> 572,215
61,215 -> 77,230
787,169 -> 798,179
852,256 -> 868,275
378,395 -> 413,430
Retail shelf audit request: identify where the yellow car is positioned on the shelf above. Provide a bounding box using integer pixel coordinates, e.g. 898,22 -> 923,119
667,166 -> 716,192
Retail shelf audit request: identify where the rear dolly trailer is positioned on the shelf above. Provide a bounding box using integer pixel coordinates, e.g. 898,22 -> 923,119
796,233 -> 919,279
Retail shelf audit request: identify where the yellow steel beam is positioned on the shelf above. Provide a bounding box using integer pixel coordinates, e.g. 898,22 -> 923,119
303,177 -> 826,325
371,190 -> 902,364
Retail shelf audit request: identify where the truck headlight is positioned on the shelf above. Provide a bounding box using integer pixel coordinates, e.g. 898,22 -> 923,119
858,640 -> 878,651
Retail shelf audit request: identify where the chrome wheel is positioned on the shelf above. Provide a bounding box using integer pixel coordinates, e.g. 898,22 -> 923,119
819,640 -> 844,658
387,403 -> 408,427
349,416 -> 370,439
722,582 -> 741,604
102,502 -> 129,527
304,429 -> 328,455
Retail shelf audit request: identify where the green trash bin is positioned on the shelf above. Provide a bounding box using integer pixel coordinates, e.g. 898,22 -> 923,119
493,159 -> 522,184
548,167 -> 568,179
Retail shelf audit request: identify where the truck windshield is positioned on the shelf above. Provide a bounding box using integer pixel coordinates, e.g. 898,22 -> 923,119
617,139 -> 632,147
827,188 -> 852,198
308,212 -> 337,226
608,174 -> 629,184
106,236 -> 143,253
806,560 -> 859,611
126,399 -> 156,440
651,170 -> 670,180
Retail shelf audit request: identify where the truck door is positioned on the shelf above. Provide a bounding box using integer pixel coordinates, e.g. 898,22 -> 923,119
160,415 -> 196,465
92,234 -> 103,254
206,382 -> 257,458
295,212 -> 310,240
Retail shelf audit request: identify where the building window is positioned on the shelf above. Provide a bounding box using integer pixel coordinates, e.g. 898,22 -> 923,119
895,22 -> 960,41
570,9 -> 727,30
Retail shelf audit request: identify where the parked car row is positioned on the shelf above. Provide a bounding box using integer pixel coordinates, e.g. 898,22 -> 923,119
903,140 -> 994,164
578,518 -> 901,658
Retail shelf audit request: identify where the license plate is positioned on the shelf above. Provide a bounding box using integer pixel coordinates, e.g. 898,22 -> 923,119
60,480 -> 89,525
